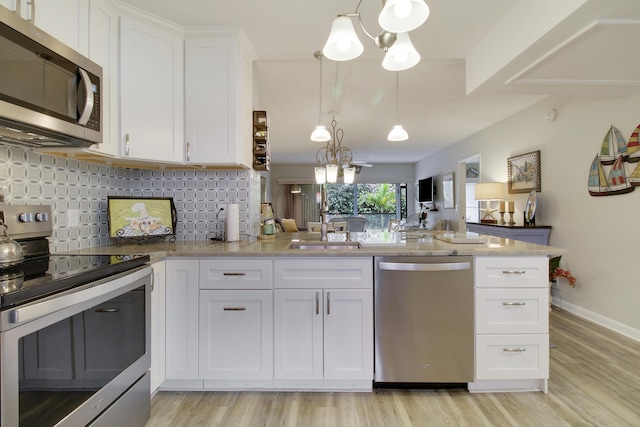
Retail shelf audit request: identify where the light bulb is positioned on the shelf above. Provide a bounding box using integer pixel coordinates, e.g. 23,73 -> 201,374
394,0 -> 412,18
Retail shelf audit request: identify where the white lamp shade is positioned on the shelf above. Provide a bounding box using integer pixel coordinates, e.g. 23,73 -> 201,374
387,125 -> 408,141
310,125 -> 331,142
315,167 -> 326,184
343,167 -> 356,184
474,182 -> 505,200
322,16 -> 364,61
325,164 -> 339,183
382,32 -> 420,71
378,0 -> 430,33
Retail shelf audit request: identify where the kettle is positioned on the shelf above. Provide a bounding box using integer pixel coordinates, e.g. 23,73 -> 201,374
0,222 -> 24,270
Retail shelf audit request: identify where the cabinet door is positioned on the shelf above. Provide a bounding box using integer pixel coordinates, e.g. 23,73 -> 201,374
150,260 -> 166,393
199,290 -> 273,380
34,0 -> 89,55
323,289 -> 374,380
87,0 -> 119,157
274,289 -> 323,380
120,15 -> 184,163
165,259 -> 199,380
184,35 -> 253,167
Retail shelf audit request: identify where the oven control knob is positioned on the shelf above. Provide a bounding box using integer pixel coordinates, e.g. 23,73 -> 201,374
19,212 -> 34,222
35,212 -> 49,222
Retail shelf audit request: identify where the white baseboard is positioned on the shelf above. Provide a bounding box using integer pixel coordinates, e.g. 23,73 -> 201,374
552,298 -> 640,343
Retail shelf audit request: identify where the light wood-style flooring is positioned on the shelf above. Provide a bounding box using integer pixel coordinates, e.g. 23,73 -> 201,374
146,309 -> 640,426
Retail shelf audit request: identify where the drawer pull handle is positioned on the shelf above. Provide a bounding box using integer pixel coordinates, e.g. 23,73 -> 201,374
316,292 -> 320,315
223,272 -> 246,276
502,270 -> 526,275
502,302 -> 526,306
503,347 -> 526,352
223,307 -> 246,311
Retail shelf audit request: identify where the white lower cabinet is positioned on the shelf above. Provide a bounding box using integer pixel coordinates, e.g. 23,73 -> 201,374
274,289 -> 373,381
162,257 -> 374,390
273,258 -> 373,389
165,259 -> 199,382
199,290 -> 273,380
470,256 -> 549,393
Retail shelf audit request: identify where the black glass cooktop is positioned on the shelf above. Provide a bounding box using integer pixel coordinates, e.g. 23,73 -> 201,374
0,254 -> 150,310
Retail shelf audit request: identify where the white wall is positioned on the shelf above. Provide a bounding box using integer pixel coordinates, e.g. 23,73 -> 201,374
416,93 -> 640,340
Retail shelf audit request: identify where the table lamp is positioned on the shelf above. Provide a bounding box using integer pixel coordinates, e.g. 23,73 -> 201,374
474,182 -> 504,224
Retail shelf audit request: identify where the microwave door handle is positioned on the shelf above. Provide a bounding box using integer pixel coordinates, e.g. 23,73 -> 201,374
77,68 -> 94,126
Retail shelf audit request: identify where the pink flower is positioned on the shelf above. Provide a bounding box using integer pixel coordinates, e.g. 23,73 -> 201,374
550,268 -> 576,288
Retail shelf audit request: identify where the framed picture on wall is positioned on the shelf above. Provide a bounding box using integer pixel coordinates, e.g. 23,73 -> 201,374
442,172 -> 455,209
508,150 -> 541,194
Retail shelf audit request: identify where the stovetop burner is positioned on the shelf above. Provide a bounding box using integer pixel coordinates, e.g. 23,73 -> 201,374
0,253 -> 150,309
0,204 -> 151,310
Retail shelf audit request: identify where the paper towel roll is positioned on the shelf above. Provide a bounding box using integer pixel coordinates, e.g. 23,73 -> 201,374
226,203 -> 240,242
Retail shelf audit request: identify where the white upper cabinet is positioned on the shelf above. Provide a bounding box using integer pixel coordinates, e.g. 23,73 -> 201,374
120,15 -> 184,163
0,0 -> 88,55
185,30 -> 256,167
33,0 -> 89,56
87,0 -> 119,157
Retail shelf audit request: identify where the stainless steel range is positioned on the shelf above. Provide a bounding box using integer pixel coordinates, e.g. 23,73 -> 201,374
0,205 -> 152,427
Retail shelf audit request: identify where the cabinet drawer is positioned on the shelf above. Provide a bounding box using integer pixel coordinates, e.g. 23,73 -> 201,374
274,258 -> 373,289
475,257 -> 548,288
475,334 -> 549,380
476,289 -> 548,334
199,259 -> 273,289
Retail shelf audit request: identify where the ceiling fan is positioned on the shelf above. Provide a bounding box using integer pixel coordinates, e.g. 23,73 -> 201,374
350,160 -> 374,174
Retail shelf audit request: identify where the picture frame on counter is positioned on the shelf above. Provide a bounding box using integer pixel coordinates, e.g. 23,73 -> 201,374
107,196 -> 177,240
508,150 -> 541,194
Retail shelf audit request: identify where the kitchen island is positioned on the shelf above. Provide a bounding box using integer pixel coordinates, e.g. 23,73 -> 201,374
71,231 -> 564,395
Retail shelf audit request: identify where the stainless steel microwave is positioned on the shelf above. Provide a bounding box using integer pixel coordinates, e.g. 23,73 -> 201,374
0,6 -> 102,148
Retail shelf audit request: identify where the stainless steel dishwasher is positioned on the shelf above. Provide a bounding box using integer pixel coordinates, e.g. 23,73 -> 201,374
374,256 -> 474,386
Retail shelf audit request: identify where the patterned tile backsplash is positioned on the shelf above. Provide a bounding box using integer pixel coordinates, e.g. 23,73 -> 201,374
0,145 -> 261,252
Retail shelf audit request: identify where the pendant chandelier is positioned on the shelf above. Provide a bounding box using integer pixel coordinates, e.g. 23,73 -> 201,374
315,117 -> 356,184
310,51 -> 331,142
387,71 -> 408,141
322,0 -> 428,71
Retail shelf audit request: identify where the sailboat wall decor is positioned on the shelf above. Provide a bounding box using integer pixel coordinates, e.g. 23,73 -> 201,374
587,125 -> 635,197
626,124 -> 640,163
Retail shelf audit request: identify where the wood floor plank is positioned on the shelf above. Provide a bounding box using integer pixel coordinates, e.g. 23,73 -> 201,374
146,309 -> 640,426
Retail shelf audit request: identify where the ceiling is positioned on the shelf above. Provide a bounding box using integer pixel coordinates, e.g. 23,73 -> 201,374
120,0 -> 640,166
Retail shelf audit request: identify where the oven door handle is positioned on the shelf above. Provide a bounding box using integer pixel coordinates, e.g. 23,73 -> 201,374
95,308 -> 120,313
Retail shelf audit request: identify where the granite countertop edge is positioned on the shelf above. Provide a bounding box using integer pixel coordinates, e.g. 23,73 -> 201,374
66,232 -> 566,261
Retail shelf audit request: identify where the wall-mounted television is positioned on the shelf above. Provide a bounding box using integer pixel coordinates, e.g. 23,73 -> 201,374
418,176 -> 435,202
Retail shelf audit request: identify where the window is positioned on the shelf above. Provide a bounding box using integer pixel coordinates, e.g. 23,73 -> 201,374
325,183 -> 407,230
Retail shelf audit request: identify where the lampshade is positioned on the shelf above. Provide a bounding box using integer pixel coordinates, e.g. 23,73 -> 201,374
326,164 -> 339,183
382,32 -> 420,71
322,16 -> 364,61
315,167 -> 326,184
311,125 -> 331,142
291,184 -> 302,194
474,182 -> 504,200
343,167 -> 356,184
378,0 -> 430,33
387,125 -> 408,141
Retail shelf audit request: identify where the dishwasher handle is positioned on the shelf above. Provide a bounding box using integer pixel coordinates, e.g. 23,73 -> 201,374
379,261 -> 471,272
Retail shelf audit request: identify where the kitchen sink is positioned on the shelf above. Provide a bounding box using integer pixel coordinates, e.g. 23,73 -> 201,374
286,241 -> 362,250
